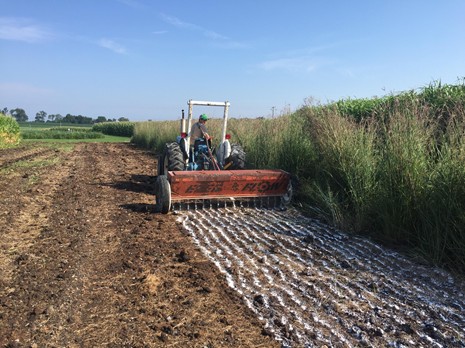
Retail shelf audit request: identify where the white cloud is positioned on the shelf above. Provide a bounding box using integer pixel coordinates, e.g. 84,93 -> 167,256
161,14 -> 197,30
116,0 -> 144,9
338,68 -> 356,78
0,82 -> 55,98
152,30 -> 168,35
0,17 -> 52,43
98,38 -> 127,54
213,40 -> 248,49
259,57 -> 317,73
204,30 -> 228,40
160,13 -> 245,48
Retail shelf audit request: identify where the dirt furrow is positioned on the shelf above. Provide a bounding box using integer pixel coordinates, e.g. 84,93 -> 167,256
0,145 -> 52,169
0,146 -> 72,284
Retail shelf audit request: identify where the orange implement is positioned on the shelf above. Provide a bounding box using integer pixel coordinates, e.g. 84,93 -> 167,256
168,169 -> 290,201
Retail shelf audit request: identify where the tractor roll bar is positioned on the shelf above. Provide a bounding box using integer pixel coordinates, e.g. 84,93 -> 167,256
189,100 -> 230,107
186,99 -> 230,144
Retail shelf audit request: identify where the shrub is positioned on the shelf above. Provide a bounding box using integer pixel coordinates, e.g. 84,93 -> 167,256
0,113 -> 21,148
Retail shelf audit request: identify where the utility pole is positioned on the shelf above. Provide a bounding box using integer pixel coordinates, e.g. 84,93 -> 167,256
271,106 -> 276,118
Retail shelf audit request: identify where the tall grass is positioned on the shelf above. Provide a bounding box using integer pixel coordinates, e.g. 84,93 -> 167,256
299,82 -> 465,272
132,120 -> 179,151
302,108 -> 380,231
133,81 -> 465,272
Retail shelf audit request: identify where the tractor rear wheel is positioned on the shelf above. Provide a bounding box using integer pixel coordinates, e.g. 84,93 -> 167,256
163,142 -> 185,173
155,175 -> 171,214
224,144 -> 246,170
281,181 -> 293,206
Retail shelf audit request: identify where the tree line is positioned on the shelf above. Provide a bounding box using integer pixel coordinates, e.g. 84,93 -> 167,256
1,107 -> 129,124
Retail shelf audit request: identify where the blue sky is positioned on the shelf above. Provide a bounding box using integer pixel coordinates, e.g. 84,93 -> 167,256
1,0 -> 464,121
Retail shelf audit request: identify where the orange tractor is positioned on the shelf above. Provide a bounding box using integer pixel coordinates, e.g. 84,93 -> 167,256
155,100 -> 292,213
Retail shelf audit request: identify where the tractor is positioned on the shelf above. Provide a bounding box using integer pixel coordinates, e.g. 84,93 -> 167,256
155,100 -> 292,213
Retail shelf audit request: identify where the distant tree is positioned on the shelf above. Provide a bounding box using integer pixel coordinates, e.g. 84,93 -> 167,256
66,114 -> 92,124
62,114 -> 91,124
11,108 -> 28,122
63,114 -> 77,123
55,114 -> 63,122
2,107 -> 9,115
35,110 -> 47,122
118,117 -> 129,122
47,114 -> 55,122
78,115 -> 93,124
95,116 -> 107,123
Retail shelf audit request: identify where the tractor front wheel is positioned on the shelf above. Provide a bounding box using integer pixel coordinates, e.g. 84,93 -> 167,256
162,142 -> 185,174
224,144 -> 246,170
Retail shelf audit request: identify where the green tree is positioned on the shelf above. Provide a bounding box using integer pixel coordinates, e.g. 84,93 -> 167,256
95,116 -> 107,123
11,108 -> 28,122
35,110 -> 47,122
118,117 -> 129,122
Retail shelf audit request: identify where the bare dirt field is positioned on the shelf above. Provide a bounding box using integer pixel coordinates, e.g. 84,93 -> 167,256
1,142 -> 464,347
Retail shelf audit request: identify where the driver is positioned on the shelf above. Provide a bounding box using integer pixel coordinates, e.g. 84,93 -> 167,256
190,114 -> 210,145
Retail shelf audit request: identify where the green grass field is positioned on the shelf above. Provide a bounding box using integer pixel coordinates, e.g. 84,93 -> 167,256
19,122 -> 93,129
21,135 -> 131,143
19,123 -> 130,143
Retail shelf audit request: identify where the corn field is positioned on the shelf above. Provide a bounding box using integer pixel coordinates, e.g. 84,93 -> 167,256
0,113 -> 21,148
92,122 -> 135,137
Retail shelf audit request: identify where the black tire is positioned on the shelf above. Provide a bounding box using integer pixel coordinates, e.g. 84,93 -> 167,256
281,181 -> 293,206
157,154 -> 165,176
224,144 -> 246,170
163,142 -> 185,173
179,137 -> 189,161
155,175 -> 171,214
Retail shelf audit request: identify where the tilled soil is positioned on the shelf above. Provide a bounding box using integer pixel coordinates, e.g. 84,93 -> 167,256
1,142 -> 464,348
0,143 -> 277,348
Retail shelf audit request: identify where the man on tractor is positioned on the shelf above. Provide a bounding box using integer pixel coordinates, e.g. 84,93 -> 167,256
189,113 -> 210,145
189,114 -> 211,163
